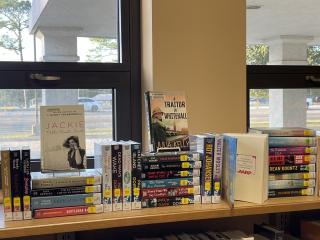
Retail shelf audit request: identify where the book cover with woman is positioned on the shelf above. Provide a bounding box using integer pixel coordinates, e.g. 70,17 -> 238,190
40,105 -> 87,171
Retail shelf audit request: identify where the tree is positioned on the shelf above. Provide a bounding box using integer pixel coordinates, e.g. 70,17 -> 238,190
307,45 -> 320,65
86,38 -> 118,62
0,0 -> 31,61
246,44 -> 269,65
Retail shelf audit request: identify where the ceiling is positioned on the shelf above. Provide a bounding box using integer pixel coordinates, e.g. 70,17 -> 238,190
30,0 -> 118,38
247,0 -> 320,44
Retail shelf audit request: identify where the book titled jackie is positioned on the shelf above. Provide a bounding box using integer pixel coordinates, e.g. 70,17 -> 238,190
40,105 -> 86,171
145,91 -> 189,152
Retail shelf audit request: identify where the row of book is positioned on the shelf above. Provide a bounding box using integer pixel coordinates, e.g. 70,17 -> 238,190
251,128 -> 318,198
1,147 -> 31,221
134,223 -> 289,240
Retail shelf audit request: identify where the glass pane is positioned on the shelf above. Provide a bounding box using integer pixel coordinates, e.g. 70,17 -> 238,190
0,0 -> 119,63
249,88 -> 320,130
0,89 -> 113,159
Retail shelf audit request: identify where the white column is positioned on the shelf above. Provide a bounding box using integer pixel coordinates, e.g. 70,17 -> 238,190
266,35 -> 313,127
36,27 -> 82,62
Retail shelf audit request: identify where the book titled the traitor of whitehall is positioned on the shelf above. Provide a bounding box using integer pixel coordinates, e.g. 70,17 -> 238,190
40,105 -> 86,172
145,91 -> 189,152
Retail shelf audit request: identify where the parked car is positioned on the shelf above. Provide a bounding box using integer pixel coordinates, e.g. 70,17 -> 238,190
78,97 -> 102,112
306,97 -> 313,108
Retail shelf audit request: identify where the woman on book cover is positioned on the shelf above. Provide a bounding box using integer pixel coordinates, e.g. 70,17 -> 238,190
63,136 -> 86,169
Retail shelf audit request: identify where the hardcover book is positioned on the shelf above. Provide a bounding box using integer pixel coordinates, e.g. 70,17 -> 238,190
40,105 -> 86,171
145,91 -> 189,152
249,127 -> 316,137
225,133 -> 269,204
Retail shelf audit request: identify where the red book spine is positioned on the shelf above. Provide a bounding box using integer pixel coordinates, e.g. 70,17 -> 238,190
142,186 -> 195,198
33,205 -> 89,219
269,155 -> 313,166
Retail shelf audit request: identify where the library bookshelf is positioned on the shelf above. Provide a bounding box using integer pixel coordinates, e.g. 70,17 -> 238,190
0,196 -> 320,239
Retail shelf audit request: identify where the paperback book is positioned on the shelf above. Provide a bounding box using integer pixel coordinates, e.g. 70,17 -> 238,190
40,105 -> 86,171
145,91 -> 189,152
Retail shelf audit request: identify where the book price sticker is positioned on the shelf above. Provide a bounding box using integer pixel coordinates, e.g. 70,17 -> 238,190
304,130 -> 313,136
180,155 -> 188,161
180,180 -> 188,186
214,182 -> 221,191
180,171 -> 188,177
181,198 -> 189,205
188,187 -> 194,194
205,182 -> 211,191
85,197 -> 94,204
182,162 -> 190,168
114,188 -> 121,197
104,189 -> 111,198
3,197 -> 11,210
236,154 -> 256,175
86,177 -> 95,185
87,206 -> 96,214
85,186 -> 94,193
124,188 -> 130,196
134,188 -> 140,196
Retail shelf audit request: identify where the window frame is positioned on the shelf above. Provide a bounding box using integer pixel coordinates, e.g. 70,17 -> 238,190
247,65 -> 320,130
0,0 -> 141,170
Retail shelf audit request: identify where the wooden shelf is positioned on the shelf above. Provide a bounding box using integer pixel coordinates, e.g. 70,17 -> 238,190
0,196 -> 320,239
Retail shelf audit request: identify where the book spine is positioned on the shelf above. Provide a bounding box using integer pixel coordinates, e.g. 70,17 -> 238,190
141,177 -> 200,188
122,144 -> 132,211
31,193 -> 102,210
10,149 -> 23,220
31,176 -> 102,189
269,179 -> 316,190
31,185 -> 101,197
1,149 -> 12,221
269,155 -> 316,165
269,172 -> 316,181
142,186 -> 200,198
21,148 -> 31,219
269,164 -> 315,174
141,195 -> 201,208
33,204 -> 104,219
142,161 -> 202,171
112,144 -> 123,211
268,188 -> 314,198
144,92 -> 154,152
212,135 -> 223,203
131,143 -> 142,210
102,145 -> 112,212
269,147 -> 317,155
269,137 -> 317,147
201,137 -> 214,204
141,169 -> 200,180
141,152 -> 201,163
252,129 -> 316,137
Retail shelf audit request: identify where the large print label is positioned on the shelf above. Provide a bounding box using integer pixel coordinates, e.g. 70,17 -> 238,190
236,154 -> 256,175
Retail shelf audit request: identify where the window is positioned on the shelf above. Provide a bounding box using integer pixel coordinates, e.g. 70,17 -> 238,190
0,0 -> 141,169
247,65 -> 320,130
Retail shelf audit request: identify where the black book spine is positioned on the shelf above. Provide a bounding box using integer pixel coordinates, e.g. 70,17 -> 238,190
141,170 -> 196,180
31,185 -> 101,197
131,143 -> 142,209
22,148 -> 31,219
141,195 -> 195,208
142,161 -> 201,171
10,149 -> 22,217
269,164 -> 311,174
112,144 -> 122,211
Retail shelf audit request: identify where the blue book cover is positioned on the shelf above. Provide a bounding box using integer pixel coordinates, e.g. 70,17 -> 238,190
269,137 -> 316,147
222,135 -> 237,209
31,193 -> 101,210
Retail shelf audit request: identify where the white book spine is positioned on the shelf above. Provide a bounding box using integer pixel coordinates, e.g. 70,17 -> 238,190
122,144 -> 132,211
103,145 -> 112,212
